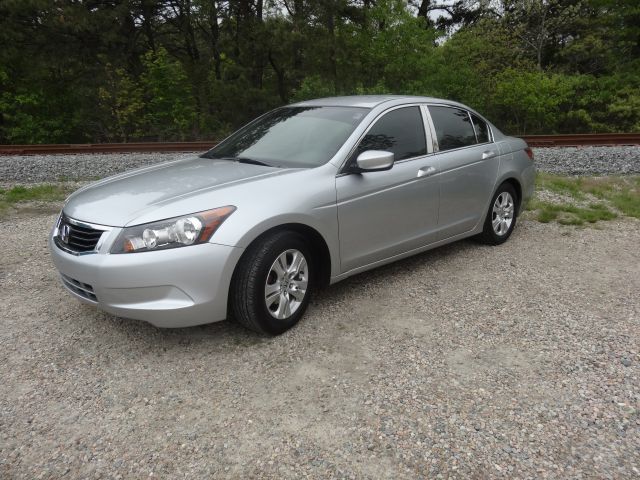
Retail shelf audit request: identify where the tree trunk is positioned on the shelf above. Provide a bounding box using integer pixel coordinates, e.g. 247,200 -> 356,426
326,4 -> 338,94
292,0 -> 304,75
207,0 -> 221,80
417,0 -> 433,27
140,0 -> 157,52
268,50 -> 287,102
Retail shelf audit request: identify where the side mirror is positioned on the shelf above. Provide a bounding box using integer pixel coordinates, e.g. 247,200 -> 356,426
354,150 -> 395,172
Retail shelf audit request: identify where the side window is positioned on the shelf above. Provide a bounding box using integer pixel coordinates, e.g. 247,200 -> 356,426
428,106 -> 476,151
356,106 -> 426,161
471,113 -> 490,143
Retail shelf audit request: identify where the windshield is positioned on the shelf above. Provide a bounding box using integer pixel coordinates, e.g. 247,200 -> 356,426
201,106 -> 369,168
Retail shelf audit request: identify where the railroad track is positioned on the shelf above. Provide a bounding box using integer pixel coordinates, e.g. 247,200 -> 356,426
0,141 -> 217,155
0,133 -> 638,155
522,133 -> 640,147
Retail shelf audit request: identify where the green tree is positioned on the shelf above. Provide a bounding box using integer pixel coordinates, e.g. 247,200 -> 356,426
98,66 -> 145,142
491,69 -> 581,134
139,48 -> 197,140
1,0 -> 638,143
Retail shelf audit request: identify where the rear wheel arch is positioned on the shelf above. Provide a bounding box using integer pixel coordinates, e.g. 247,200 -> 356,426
497,177 -> 522,216
477,182 -> 518,245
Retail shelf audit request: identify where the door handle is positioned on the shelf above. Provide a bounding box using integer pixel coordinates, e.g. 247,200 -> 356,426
482,150 -> 497,160
417,166 -> 436,178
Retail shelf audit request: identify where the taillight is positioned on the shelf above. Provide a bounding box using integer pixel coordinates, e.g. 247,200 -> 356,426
524,147 -> 534,161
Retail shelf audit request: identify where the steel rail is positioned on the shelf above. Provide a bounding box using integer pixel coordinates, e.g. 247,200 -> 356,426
521,133 -> 640,147
0,133 -> 639,155
0,142 -> 217,155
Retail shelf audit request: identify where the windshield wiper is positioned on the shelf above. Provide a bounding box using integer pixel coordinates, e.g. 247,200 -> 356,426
235,157 -> 272,167
206,155 -> 273,167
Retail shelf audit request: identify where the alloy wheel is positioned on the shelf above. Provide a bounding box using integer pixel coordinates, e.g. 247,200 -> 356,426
492,192 -> 514,236
264,249 -> 309,320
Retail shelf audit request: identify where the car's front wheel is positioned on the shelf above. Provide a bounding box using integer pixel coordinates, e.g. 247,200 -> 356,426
230,231 -> 313,334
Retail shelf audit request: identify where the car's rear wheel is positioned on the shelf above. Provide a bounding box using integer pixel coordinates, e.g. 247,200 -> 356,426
477,183 -> 518,245
230,231 -> 313,334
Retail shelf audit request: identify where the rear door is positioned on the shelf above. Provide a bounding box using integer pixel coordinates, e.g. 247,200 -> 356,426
426,105 -> 499,239
336,106 -> 440,273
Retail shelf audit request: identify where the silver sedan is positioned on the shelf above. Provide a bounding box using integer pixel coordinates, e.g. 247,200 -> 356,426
49,95 -> 535,334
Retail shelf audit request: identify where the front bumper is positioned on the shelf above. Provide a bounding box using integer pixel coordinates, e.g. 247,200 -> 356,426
49,230 -> 244,328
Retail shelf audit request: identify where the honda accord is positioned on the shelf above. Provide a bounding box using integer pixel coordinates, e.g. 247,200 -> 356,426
49,96 -> 535,334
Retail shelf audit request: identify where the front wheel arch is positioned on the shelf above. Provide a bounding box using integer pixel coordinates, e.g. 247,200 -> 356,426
226,223 -> 333,332
229,230 -> 314,334
230,223 -> 332,296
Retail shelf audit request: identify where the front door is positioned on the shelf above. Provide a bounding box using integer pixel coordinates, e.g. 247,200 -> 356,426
336,106 -> 440,273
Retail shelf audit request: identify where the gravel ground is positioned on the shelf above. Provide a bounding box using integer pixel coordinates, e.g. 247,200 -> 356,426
0,152 -> 194,184
1,213 -> 639,479
0,146 -> 639,184
533,146 -> 640,175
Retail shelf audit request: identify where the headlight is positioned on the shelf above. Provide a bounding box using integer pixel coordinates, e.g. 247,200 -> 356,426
110,206 -> 236,254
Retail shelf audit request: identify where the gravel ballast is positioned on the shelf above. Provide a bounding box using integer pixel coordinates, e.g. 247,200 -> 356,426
0,152 -> 194,184
1,215 -> 639,478
533,146 -> 640,175
1,146 -> 639,184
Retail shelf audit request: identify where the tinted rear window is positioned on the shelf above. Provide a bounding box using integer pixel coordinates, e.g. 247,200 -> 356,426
428,106 -> 476,151
471,113 -> 490,143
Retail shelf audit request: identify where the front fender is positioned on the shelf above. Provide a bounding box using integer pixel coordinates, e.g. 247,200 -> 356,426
213,211 -> 341,280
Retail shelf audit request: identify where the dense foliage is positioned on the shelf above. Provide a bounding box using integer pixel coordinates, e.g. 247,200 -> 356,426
0,0 -> 638,143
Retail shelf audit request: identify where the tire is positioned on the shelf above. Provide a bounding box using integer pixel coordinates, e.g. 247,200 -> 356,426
230,231 -> 313,335
477,183 -> 518,245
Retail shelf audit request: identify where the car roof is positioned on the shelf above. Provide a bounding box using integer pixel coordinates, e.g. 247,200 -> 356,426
290,95 -> 461,109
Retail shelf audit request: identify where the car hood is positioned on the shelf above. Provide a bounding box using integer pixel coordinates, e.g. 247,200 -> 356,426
63,157 -> 290,226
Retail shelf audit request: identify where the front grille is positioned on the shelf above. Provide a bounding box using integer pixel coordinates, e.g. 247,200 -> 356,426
61,274 -> 98,302
56,215 -> 106,253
